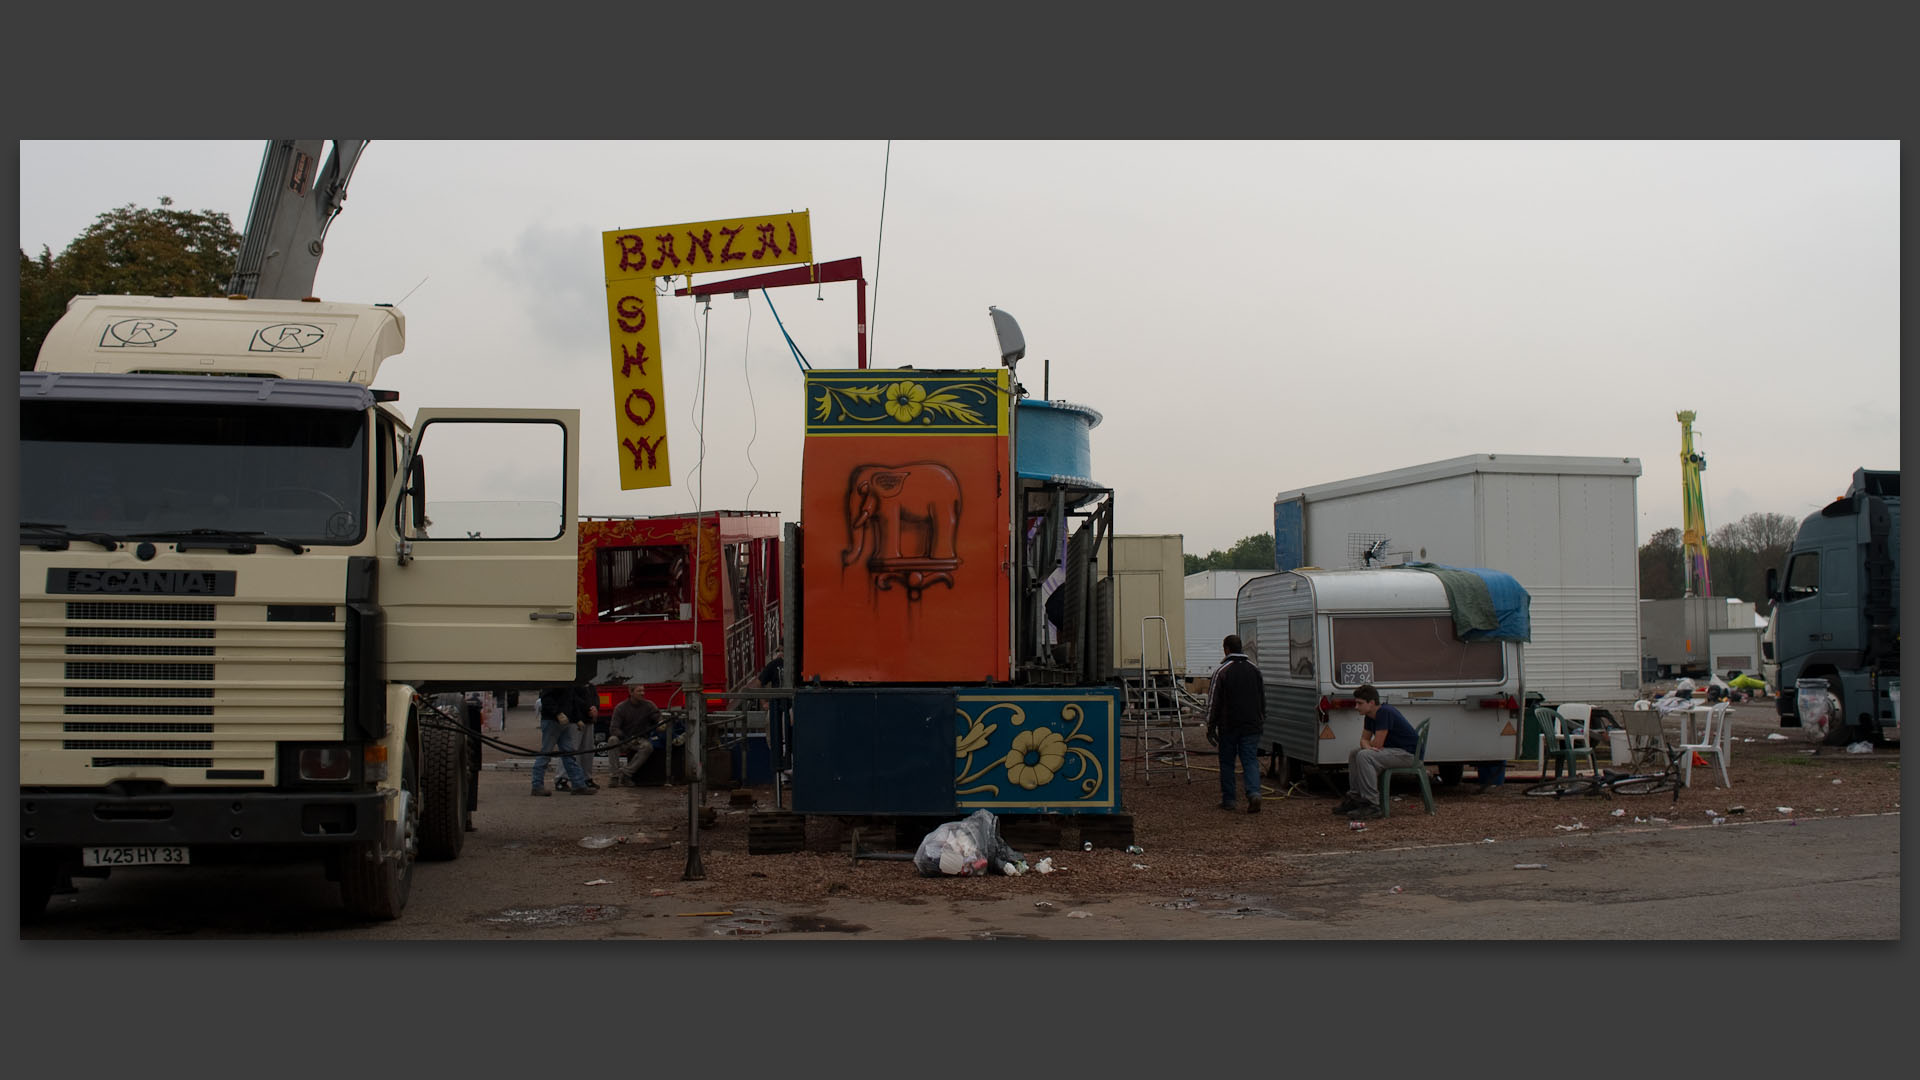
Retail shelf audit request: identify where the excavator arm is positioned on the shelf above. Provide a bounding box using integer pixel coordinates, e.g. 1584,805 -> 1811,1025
226,139 -> 367,300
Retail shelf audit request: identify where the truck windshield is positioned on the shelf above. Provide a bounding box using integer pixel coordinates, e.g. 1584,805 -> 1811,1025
19,400 -> 368,545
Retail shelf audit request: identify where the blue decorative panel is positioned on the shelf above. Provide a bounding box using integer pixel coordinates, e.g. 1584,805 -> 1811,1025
1274,498 -> 1305,571
953,687 -> 1122,812
790,689 -> 956,814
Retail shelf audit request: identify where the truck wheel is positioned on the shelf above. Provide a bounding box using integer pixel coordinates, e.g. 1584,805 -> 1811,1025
21,851 -> 57,921
418,719 -> 469,861
1820,687 -> 1856,746
1436,762 -> 1466,787
341,742 -> 419,921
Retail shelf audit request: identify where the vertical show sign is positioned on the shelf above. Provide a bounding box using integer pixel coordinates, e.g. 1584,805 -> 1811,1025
603,231 -> 670,490
601,212 -> 813,492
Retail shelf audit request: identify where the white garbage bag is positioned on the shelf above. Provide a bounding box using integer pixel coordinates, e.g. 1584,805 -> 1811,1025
914,809 -> 1024,877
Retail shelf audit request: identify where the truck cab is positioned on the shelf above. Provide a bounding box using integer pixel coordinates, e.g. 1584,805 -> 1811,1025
1766,469 -> 1899,744
19,294 -> 580,919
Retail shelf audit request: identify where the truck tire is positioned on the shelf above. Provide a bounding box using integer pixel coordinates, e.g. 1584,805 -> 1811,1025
1820,686 -> 1857,746
340,742 -> 418,921
21,851 -> 57,922
418,719 -> 469,861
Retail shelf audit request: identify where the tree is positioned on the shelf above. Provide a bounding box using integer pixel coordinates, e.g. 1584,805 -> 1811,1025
1187,534 -> 1277,575
1639,527 -> 1683,599
19,197 -> 240,370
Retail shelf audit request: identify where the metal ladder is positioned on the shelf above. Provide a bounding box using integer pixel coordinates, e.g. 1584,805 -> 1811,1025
1127,615 -> 1190,783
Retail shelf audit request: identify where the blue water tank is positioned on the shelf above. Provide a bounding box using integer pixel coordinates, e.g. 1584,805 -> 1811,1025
1015,399 -> 1103,487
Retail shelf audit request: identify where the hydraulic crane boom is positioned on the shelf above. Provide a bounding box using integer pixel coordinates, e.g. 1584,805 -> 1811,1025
226,139 -> 367,300
1678,409 -> 1711,597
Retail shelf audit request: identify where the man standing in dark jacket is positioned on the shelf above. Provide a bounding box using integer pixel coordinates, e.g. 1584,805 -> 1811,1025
1206,634 -> 1267,813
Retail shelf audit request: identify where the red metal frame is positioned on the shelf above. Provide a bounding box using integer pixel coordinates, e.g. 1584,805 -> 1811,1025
576,511 -> 781,710
674,256 -> 868,369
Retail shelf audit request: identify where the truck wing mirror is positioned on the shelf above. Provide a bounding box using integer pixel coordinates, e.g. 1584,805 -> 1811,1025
1764,567 -> 1779,604
408,455 -> 427,531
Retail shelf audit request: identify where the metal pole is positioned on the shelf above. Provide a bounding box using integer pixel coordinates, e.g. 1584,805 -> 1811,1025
682,650 -> 706,880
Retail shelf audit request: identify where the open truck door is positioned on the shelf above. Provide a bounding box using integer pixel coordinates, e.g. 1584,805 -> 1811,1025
379,408 -> 581,687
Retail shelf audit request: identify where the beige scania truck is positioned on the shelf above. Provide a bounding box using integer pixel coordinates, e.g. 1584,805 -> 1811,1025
19,292 -> 581,919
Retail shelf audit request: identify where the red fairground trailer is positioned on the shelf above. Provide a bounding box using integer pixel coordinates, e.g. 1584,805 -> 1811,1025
576,511 -> 782,711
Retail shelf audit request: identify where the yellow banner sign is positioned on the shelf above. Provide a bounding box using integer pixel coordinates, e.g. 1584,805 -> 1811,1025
603,210 -> 812,282
600,210 -> 812,490
604,281 -> 669,490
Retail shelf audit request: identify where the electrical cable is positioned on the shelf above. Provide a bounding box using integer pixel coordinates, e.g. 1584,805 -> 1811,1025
741,294 -> 760,509
760,289 -> 810,371
870,139 -> 890,366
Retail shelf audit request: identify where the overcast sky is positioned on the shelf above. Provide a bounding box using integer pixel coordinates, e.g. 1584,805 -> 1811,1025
17,140 -> 1900,555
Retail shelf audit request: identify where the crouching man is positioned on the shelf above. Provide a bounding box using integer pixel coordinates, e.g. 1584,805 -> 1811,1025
607,684 -> 666,787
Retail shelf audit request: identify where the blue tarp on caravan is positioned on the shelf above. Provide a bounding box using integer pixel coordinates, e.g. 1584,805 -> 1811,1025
1404,562 -> 1531,643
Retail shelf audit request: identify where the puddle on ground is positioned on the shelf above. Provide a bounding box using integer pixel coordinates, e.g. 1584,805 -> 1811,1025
484,904 -> 621,928
1152,892 -> 1294,919
709,909 -> 870,937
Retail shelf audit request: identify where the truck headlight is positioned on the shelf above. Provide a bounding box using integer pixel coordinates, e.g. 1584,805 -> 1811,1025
298,746 -> 355,781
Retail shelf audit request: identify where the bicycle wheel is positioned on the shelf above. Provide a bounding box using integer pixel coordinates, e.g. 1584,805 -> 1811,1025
1609,774 -> 1681,800
1524,776 -> 1598,799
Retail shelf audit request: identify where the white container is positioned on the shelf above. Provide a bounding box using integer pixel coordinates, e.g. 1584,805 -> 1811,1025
1608,729 -> 1631,766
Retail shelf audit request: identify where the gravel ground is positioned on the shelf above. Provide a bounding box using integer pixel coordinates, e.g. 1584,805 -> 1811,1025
525,700 -> 1900,908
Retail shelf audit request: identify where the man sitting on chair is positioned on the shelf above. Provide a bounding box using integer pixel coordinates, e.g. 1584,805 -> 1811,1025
1336,683 -> 1422,821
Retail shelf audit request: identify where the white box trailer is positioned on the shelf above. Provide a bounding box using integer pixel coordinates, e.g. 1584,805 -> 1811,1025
1237,568 -> 1526,785
1273,453 -> 1641,705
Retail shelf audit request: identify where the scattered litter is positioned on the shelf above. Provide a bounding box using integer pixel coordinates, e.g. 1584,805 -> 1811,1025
1083,842 -> 1094,851
1002,862 -> 1024,876
1131,863 -> 1149,870
584,878 -> 613,886
1348,821 -> 1367,831
1514,863 -> 1548,870
1775,807 -> 1794,814
1832,779 -> 1844,784
1766,733 -> 1789,741
1847,741 -> 1873,754
1554,823 -> 1589,831
675,911 -> 733,917
1480,838 -> 1496,844
1033,857 -> 1055,875
915,809 -> 1023,877
1649,816 -> 1669,824
1034,901 -> 1055,910
649,889 -> 671,897
1743,737 -> 1755,743
578,836 -> 621,850
1704,810 -> 1720,817
1125,845 -> 1145,855
1712,817 -> 1728,825
1389,885 -> 1403,894
1727,806 -> 1745,815
1610,809 -> 1626,817
1633,817 -> 1646,823
1066,910 -> 1091,919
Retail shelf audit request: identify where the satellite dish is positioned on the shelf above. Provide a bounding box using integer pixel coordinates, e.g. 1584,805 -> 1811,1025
988,306 -> 1025,366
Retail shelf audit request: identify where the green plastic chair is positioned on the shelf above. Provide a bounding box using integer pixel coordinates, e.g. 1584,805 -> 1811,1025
1534,706 -> 1597,779
1376,718 -> 1434,817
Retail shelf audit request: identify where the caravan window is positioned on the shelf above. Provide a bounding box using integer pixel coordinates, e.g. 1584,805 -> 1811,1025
1329,614 -> 1504,685
1288,615 -> 1315,678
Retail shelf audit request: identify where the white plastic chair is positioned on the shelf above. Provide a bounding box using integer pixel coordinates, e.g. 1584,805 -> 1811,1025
1679,704 -> 1730,788
1558,703 -> 1596,761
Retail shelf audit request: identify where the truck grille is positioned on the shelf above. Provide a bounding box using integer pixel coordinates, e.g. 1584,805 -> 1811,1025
21,594 -> 348,785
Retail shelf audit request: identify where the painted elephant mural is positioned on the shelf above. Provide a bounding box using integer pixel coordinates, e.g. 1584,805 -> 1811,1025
842,462 -> 962,601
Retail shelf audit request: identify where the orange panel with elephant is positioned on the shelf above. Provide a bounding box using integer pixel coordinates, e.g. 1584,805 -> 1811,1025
800,369 -> 1010,684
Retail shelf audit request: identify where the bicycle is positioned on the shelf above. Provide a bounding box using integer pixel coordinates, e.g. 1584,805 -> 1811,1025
1522,739 -> 1684,803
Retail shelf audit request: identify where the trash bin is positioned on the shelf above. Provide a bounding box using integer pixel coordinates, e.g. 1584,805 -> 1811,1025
1796,677 -> 1831,729
1608,729 -> 1631,766
1519,692 -> 1549,761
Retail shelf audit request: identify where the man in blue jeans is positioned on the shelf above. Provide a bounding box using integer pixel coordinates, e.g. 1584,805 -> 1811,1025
531,683 -> 597,796
1205,634 -> 1267,813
